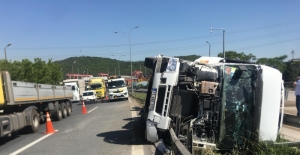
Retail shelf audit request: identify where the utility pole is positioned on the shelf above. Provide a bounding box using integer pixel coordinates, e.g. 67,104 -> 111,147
77,69 -> 79,79
115,68 -> 116,76
211,27 -> 225,61
107,67 -> 109,75
292,50 -> 295,60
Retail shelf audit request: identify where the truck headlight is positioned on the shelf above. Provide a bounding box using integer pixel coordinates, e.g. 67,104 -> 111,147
149,91 -> 156,111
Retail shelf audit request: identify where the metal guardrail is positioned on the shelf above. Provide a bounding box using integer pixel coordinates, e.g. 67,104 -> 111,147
169,128 -> 192,155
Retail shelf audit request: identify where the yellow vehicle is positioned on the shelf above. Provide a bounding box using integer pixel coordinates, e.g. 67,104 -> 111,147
89,77 -> 106,99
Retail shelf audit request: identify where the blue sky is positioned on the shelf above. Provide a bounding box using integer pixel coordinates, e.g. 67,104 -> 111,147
0,0 -> 299,62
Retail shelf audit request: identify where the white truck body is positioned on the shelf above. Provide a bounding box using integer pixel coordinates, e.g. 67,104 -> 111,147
144,55 -> 284,152
63,79 -> 86,102
107,78 -> 128,100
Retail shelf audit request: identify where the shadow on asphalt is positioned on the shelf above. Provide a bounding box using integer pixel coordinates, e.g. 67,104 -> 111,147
96,118 -> 150,145
96,104 -> 162,154
130,106 -> 141,111
0,134 -> 20,147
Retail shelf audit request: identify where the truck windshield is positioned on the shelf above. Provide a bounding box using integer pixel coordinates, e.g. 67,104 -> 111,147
83,92 -> 94,96
218,65 -> 257,149
90,84 -> 102,90
108,80 -> 126,89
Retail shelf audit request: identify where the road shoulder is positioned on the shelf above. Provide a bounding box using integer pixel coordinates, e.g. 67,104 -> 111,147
129,97 -> 161,155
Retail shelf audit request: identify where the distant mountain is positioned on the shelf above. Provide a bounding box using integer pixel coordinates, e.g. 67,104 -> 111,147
55,55 -> 201,77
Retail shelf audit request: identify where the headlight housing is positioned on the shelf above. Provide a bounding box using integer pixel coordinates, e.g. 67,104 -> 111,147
149,90 -> 156,111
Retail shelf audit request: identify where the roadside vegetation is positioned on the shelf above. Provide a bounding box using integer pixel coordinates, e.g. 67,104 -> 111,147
0,58 -> 62,84
131,92 -> 146,103
192,134 -> 299,155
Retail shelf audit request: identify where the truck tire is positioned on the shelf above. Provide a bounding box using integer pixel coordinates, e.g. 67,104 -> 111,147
66,101 -> 72,116
53,102 -> 62,121
25,109 -> 40,133
61,102 -> 67,118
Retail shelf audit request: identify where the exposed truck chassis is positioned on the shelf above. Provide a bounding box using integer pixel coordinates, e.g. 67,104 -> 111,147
144,55 -> 284,153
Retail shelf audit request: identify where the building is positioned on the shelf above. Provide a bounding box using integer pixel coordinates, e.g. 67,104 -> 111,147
65,73 -> 93,80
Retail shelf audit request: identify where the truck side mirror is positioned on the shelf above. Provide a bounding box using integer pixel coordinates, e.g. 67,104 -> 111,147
80,95 -> 82,98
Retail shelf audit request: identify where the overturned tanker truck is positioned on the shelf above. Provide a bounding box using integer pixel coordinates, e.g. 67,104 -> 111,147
143,54 -> 285,153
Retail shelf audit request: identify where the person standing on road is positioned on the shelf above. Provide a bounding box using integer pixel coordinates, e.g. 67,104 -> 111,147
294,76 -> 300,116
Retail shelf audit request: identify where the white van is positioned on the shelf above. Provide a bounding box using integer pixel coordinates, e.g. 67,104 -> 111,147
82,90 -> 97,103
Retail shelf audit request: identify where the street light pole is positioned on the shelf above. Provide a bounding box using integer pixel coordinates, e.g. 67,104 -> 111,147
115,26 -> 139,94
4,43 -> 12,61
72,61 -> 76,78
77,69 -> 79,79
211,27 -> 225,62
206,41 -> 211,57
111,55 -> 125,76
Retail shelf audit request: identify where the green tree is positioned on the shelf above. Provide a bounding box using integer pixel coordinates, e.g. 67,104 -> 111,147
256,55 -> 287,72
10,61 -> 22,81
217,51 -> 256,61
46,59 -> 63,85
32,58 -> 48,83
20,59 -> 34,82
283,61 -> 300,82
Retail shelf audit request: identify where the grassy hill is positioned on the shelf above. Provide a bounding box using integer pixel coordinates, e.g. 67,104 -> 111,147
55,55 -> 201,77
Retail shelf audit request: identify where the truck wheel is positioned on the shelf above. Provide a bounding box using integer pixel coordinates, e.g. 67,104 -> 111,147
26,109 -> 40,133
53,102 -> 62,121
66,101 -> 72,116
61,102 -> 67,118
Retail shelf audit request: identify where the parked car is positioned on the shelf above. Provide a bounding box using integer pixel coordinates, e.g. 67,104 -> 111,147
82,90 -> 97,103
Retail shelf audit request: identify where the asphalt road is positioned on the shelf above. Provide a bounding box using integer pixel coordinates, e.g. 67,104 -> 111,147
0,98 -> 157,155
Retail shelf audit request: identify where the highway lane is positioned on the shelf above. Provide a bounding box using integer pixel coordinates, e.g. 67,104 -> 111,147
0,99 -> 148,155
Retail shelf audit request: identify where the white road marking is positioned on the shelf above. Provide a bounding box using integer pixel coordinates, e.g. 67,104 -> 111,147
88,106 -> 98,113
9,130 -> 58,155
129,98 -> 144,155
128,97 -> 132,103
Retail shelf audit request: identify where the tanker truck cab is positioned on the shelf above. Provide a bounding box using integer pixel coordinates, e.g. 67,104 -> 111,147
107,77 -> 128,101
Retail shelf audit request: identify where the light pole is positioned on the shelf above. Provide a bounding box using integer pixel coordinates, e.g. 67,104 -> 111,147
72,61 -> 76,79
115,26 -> 139,94
206,41 -> 211,57
115,68 -> 116,76
107,67 -> 109,75
77,69 -> 79,79
211,27 -> 225,61
4,43 -> 12,61
111,55 -> 125,76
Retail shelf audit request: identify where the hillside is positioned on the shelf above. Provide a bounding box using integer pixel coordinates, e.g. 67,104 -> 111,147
55,55 -> 201,77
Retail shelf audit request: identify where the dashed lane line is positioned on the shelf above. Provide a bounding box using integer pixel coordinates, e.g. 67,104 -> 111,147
88,106 -> 98,113
9,130 -> 58,155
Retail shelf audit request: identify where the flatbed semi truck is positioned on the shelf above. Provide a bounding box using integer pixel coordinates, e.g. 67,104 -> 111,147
0,71 -> 73,137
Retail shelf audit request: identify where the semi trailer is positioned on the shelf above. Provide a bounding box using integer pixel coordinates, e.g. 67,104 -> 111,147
0,71 -> 73,137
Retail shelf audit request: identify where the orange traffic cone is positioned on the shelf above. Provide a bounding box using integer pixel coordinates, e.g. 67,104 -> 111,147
82,100 -> 87,114
44,112 -> 57,134
105,92 -> 109,101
